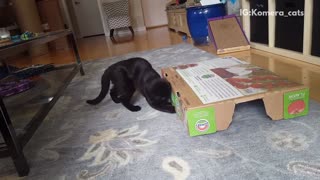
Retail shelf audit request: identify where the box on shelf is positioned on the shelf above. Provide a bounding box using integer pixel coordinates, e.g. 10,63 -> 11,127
162,57 -> 309,137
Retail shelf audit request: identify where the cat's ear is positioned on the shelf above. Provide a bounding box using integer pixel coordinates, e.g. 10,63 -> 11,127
165,80 -> 173,90
160,78 -> 171,85
159,79 -> 172,89
149,79 -> 171,94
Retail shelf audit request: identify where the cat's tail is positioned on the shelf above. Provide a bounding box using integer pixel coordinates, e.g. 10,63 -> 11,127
86,69 -> 111,105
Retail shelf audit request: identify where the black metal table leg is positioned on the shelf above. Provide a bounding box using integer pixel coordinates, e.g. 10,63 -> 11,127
19,66 -> 80,147
68,33 -> 85,76
0,30 -> 84,176
2,60 -> 12,75
0,98 -> 29,176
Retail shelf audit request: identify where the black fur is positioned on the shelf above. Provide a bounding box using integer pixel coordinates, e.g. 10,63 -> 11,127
87,57 -> 175,113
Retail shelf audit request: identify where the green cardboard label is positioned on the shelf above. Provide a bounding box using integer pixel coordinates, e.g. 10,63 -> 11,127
172,93 -> 182,118
186,107 -> 216,136
171,93 -> 177,107
284,89 -> 309,119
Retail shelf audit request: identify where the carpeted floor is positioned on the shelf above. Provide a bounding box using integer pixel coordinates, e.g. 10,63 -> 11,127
1,43 -> 320,179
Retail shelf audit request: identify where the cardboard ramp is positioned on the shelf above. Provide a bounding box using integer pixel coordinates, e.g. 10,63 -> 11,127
162,57 -> 309,137
208,15 -> 250,54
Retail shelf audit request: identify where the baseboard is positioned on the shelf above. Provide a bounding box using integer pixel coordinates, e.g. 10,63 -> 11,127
146,24 -> 168,29
134,26 -> 147,32
104,26 -> 146,36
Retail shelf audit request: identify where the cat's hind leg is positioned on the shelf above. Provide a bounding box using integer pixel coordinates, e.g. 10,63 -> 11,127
110,88 -> 121,103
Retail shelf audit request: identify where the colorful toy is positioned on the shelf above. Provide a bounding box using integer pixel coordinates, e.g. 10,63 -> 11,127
20,31 -> 39,40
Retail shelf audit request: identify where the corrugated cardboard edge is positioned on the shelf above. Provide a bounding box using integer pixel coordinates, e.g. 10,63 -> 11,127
213,100 -> 235,130
263,85 -> 309,120
187,100 -> 235,131
162,67 -> 236,131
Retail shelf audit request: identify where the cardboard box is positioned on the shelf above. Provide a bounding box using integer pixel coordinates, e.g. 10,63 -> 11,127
162,57 -> 309,137
208,15 -> 250,54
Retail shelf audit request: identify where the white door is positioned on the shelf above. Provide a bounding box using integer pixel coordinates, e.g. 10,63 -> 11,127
72,0 -> 104,37
141,0 -> 168,28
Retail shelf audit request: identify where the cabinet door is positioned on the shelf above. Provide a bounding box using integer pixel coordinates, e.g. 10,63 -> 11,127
180,12 -> 190,35
275,0 -> 305,52
176,13 -> 183,31
167,12 -> 177,29
312,0 -> 320,57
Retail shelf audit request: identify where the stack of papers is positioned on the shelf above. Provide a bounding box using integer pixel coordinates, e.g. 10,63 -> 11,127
200,0 -> 223,6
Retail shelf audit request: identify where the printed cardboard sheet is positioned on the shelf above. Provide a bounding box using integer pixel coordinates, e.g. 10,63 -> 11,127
175,57 -> 245,104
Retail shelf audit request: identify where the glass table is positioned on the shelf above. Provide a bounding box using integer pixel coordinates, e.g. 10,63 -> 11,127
0,29 -> 85,176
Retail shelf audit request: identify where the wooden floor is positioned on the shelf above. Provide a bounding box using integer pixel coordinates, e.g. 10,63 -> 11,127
8,26 -> 320,102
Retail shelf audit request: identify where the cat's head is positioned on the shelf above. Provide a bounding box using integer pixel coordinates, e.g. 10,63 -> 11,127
149,79 -> 172,104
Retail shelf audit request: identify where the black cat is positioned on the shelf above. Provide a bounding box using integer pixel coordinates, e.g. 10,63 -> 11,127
87,57 -> 175,113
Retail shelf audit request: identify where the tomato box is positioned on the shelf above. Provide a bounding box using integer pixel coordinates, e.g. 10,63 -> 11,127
162,57 -> 309,137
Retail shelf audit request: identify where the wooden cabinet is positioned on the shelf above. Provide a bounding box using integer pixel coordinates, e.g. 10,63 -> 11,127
166,9 -> 190,37
37,0 -> 69,50
12,0 -> 49,56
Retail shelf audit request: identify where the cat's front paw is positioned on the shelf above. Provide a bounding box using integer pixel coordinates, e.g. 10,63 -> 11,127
160,105 -> 176,113
167,106 -> 176,113
130,106 -> 141,112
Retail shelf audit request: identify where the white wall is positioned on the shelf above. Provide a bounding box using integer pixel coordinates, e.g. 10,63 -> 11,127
141,0 -> 168,28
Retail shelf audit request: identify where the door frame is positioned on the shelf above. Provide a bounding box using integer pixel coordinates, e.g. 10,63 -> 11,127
97,0 -> 110,37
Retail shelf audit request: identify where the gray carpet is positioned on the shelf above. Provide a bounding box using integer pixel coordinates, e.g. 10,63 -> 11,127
1,43 -> 320,180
